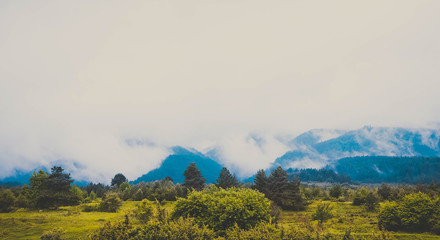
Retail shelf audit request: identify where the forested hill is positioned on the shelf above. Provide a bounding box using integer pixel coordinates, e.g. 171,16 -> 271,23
331,156 -> 440,184
132,146 -> 223,184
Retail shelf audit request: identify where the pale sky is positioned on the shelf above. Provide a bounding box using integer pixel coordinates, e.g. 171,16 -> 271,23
1,1 -> 439,182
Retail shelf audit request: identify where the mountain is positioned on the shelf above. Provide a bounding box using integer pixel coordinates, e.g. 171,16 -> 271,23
331,156 -> 440,184
274,126 -> 440,170
132,146 -> 224,184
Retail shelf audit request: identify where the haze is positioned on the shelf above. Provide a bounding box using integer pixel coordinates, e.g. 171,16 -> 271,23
1,0 -> 439,182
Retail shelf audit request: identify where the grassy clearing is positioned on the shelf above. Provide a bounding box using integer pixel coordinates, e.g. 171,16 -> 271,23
0,200 -> 439,239
280,200 -> 440,239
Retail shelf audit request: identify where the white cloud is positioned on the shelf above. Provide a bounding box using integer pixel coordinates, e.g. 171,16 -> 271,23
1,0 -> 440,181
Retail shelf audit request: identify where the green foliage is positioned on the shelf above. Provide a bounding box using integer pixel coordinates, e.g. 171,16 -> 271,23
378,192 -> 440,233
171,186 -> 271,232
364,192 -> 379,212
135,218 -> 216,240
267,166 -> 289,206
267,167 -> 304,210
312,202 -> 333,224
254,169 -> 268,195
27,170 -> 49,207
134,199 -> 154,223
330,185 -> 343,198
378,201 -> 401,231
377,183 -> 397,201
35,166 -> 81,209
216,167 -> 239,189
352,187 -> 370,206
40,228 -> 65,240
88,215 -> 132,240
287,168 -> 351,183
0,189 -> 16,212
183,162 -> 206,191
99,193 -> 122,212
89,216 -> 215,240
111,173 -> 128,188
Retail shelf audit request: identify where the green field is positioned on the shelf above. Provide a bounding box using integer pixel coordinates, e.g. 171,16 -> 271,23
0,200 -> 438,240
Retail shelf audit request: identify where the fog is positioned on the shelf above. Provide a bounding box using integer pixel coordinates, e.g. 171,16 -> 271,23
1,0 -> 439,182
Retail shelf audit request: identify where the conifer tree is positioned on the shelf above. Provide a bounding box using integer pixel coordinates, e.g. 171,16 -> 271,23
254,169 -> 268,194
216,167 -> 239,189
267,166 -> 304,210
37,166 -> 81,208
183,163 -> 206,191
267,166 -> 289,206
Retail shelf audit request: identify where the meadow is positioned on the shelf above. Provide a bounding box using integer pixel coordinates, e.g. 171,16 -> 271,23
1,200 -> 439,240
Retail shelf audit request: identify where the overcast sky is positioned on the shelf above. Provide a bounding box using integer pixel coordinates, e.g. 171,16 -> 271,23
1,1 -> 439,182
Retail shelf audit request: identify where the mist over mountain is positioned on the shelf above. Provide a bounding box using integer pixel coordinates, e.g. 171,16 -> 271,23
1,126 -> 440,185
274,126 -> 440,170
132,146 -> 223,184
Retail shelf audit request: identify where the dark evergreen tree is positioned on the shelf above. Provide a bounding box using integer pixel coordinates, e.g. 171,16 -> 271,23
267,167 -> 304,210
183,163 -> 206,191
254,169 -> 268,194
216,167 -> 239,189
267,166 -> 289,207
282,177 -> 304,210
37,166 -> 80,208
111,173 -> 128,187
163,176 -> 173,183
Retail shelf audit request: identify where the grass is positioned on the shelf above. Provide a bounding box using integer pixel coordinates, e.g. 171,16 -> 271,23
0,200 -> 439,239
279,200 -> 440,240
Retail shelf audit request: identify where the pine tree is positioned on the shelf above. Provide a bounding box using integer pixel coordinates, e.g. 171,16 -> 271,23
183,163 -> 206,191
283,177 -> 304,210
216,167 -> 239,189
267,166 -> 289,206
254,169 -> 268,194
267,167 -> 304,210
37,166 -> 81,209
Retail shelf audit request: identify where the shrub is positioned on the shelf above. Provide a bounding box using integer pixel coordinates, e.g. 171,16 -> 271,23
88,215 -> 132,240
312,202 -> 333,224
136,218 -> 216,240
352,188 -> 370,206
89,216 -> 215,240
364,192 -> 380,212
329,185 -> 343,198
171,186 -> 271,232
0,189 -> 16,212
378,192 -> 440,233
99,193 -> 122,212
40,228 -> 65,240
82,203 -> 99,212
134,199 -> 154,223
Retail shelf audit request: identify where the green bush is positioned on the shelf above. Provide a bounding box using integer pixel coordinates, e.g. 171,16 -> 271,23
329,185 -> 343,198
171,186 -> 271,232
136,218 -> 216,240
312,202 -> 333,224
0,189 -> 16,212
134,199 -> 154,223
89,216 -> 215,240
378,192 -> 440,233
82,203 -> 99,212
88,215 -> 132,240
99,193 -> 122,212
40,228 -> 65,240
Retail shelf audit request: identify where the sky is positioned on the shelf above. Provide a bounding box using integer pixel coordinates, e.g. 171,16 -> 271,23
1,0 -> 440,182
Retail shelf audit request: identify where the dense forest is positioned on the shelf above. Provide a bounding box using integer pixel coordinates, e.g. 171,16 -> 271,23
1,164 -> 440,239
332,156 -> 440,184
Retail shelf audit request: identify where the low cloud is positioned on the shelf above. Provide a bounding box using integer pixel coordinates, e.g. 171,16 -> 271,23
1,1 -> 440,182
